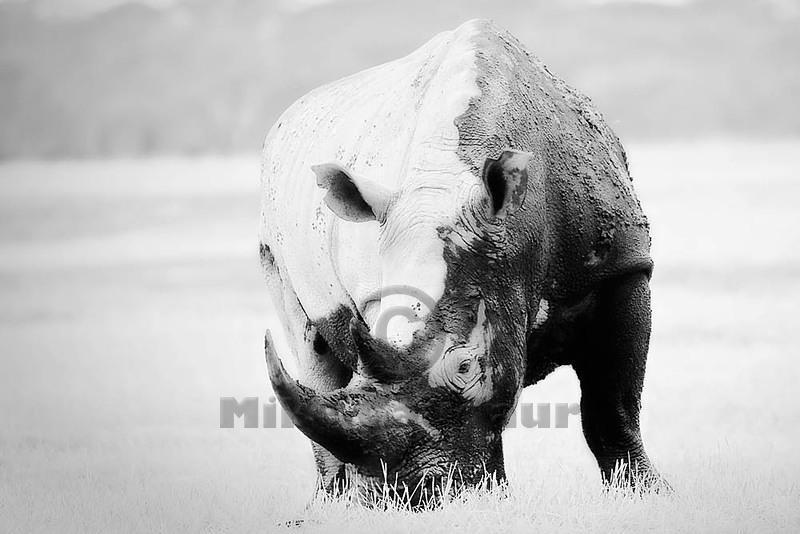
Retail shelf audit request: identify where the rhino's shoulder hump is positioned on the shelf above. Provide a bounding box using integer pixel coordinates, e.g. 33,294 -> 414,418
263,21 -> 489,181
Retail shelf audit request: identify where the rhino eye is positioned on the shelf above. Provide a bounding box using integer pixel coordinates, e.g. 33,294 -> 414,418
458,359 -> 471,374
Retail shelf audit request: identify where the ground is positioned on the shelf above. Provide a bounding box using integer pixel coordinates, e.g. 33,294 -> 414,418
0,141 -> 798,532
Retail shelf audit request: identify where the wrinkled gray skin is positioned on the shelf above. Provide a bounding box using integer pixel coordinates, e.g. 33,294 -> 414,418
260,20 -> 668,506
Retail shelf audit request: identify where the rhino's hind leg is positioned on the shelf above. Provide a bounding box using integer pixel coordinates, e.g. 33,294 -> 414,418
573,271 -> 668,491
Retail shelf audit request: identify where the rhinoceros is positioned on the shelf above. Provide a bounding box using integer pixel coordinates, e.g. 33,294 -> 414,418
259,19 -> 666,502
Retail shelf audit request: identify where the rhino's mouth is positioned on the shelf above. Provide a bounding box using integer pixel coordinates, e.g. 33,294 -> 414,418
328,455 -> 505,509
265,322 -> 509,494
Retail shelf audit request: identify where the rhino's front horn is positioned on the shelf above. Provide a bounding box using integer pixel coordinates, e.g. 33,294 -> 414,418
264,330 -> 423,468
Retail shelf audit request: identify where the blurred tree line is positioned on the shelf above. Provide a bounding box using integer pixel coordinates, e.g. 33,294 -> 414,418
0,0 -> 798,159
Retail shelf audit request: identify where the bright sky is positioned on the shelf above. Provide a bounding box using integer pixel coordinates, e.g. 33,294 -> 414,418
4,0 -> 696,18
0,0 -> 350,17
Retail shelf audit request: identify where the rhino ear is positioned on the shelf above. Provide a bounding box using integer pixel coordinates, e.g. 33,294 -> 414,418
481,150 -> 532,219
312,163 -> 394,223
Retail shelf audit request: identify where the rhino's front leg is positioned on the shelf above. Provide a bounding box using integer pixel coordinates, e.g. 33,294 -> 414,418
573,271 -> 669,490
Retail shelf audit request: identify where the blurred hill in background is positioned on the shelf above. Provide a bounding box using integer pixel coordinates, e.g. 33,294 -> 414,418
0,0 -> 798,159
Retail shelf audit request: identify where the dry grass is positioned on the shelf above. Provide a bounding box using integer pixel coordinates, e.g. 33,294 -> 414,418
1,141 -> 799,532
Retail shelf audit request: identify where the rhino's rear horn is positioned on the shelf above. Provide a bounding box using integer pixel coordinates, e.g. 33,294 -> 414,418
349,318 -> 429,382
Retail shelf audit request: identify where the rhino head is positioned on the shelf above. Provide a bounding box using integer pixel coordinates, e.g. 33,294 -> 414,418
264,151 -> 534,505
